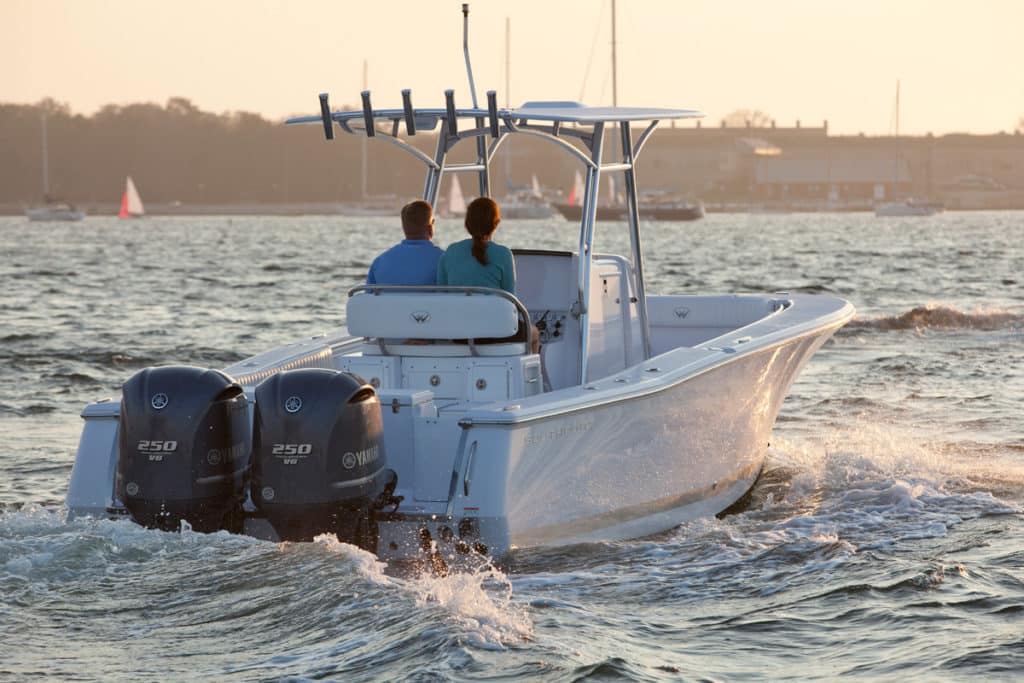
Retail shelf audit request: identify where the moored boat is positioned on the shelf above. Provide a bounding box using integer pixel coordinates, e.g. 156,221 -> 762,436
874,199 -> 943,217
501,175 -> 554,219
875,82 -> 942,218
26,112 -> 84,222
26,201 -> 85,222
66,5 -> 853,566
553,200 -> 704,222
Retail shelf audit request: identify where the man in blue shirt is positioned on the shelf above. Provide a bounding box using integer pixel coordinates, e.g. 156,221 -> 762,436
366,200 -> 443,285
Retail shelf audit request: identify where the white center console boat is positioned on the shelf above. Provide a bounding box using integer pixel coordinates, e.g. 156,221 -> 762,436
66,6 -> 854,566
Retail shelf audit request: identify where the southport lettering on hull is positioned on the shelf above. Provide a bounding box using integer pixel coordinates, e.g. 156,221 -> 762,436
524,421 -> 594,447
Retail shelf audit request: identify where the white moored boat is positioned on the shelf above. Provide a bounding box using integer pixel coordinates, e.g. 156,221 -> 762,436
25,112 -> 85,222
874,199 -> 943,217
66,6 -> 854,566
26,202 -> 85,222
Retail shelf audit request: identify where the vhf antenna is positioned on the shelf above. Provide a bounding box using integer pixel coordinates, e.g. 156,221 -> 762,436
462,3 -> 479,108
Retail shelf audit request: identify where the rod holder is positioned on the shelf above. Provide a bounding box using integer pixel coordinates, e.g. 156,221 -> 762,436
318,93 -> 334,140
401,89 -> 416,135
360,90 -> 375,137
445,90 -> 458,136
486,90 -> 499,138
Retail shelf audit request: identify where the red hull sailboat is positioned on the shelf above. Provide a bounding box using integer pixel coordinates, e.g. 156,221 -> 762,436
118,176 -> 145,218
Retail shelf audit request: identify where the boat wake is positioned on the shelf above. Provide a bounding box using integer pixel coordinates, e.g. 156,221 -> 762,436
0,506 -> 532,655
736,424 -> 1024,554
313,534 -> 533,648
847,303 -> 1024,332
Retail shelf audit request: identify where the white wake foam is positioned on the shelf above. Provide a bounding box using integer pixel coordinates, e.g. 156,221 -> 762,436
313,533 -> 533,648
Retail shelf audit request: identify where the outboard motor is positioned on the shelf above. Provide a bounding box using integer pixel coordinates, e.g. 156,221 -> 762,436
251,369 -> 389,548
117,366 -> 251,533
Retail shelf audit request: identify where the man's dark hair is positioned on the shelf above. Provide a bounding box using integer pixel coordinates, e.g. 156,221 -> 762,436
401,200 -> 433,239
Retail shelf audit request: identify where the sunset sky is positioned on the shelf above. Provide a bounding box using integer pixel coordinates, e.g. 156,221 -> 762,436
3,0 -> 1022,136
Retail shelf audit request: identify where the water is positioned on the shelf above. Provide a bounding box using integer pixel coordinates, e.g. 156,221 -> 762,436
2,211 -> 1022,681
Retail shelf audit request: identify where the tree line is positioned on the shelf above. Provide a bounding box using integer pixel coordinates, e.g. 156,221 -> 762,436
0,98 -> 428,206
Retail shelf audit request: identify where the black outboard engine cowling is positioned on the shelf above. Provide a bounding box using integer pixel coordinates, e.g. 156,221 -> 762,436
251,369 -> 389,548
117,366 -> 251,533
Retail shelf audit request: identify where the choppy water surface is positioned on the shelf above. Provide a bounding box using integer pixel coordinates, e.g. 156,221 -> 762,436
1,212 -> 1022,681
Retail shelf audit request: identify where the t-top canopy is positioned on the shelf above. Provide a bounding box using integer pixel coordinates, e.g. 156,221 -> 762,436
285,101 -> 704,129
508,101 -> 703,123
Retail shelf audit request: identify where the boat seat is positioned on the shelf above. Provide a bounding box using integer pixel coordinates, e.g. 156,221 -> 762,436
347,291 -> 527,357
360,342 -> 527,357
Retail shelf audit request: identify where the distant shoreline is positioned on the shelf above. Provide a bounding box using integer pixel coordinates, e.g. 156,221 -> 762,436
4,200 -> 1024,217
1,202 -> 394,217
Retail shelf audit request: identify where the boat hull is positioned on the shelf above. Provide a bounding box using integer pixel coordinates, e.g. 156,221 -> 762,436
554,202 -> 704,221
446,328 -> 830,555
874,200 -> 943,217
66,293 -> 852,563
500,203 -> 555,219
26,207 -> 85,222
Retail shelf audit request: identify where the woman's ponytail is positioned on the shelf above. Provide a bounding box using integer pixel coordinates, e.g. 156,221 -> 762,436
464,197 -> 501,266
471,234 -> 489,265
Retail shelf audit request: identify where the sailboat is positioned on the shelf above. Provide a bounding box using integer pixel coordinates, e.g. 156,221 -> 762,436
568,170 -> 584,207
25,113 -> 85,222
501,173 -> 555,219
118,176 -> 145,219
551,1 -> 704,223
441,174 -> 466,217
875,81 -> 942,217
496,18 -> 554,220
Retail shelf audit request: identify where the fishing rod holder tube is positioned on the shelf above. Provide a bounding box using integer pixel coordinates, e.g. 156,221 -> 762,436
445,90 -> 458,135
487,91 -> 499,138
318,93 -> 334,140
401,89 -> 417,135
360,90 -> 375,137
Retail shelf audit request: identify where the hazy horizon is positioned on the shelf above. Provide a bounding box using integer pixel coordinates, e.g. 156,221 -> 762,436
4,0 -> 1023,136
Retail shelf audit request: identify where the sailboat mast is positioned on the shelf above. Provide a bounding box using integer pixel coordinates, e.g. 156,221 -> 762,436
41,113 -> 49,199
505,17 -> 510,107
893,80 -> 900,190
361,60 -> 368,201
611,0 -> 618,107
895,80 -> 900,137
504,16 -> 511,192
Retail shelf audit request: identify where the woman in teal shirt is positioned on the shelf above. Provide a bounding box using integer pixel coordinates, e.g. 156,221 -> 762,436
437,196 -> 516,293
437,197 -> 538,351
